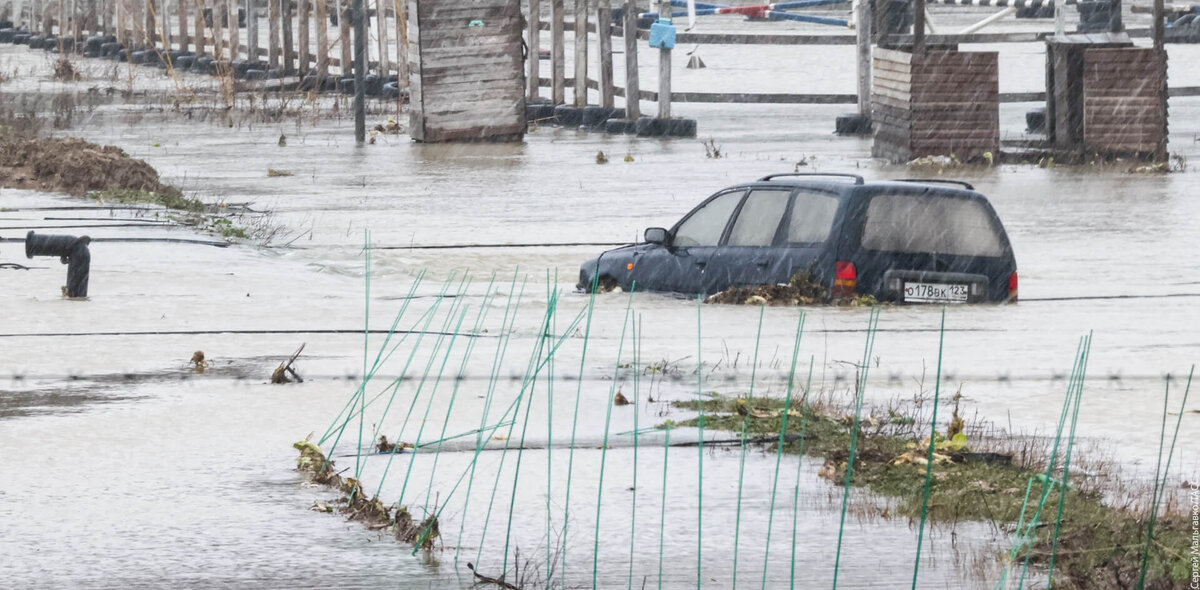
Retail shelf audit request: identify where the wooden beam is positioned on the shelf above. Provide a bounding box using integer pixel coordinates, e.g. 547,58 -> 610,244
551,0 -> 564,103
316,0 -> 329,76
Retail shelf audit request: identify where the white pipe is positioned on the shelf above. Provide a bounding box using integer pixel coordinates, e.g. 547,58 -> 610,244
960,6 -> 1015,34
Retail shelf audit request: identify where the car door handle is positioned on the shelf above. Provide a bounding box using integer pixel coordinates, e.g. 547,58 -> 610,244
755,259 -> 771,267
694,261 -> 707,268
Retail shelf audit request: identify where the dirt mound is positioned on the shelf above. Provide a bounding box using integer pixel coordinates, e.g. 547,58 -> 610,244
0,136 -> 176,197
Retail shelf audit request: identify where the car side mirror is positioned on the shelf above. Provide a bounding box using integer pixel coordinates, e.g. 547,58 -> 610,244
644,227 -> 669,245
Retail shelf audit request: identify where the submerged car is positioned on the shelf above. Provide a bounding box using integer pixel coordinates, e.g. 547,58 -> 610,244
578,173 -> 1018,304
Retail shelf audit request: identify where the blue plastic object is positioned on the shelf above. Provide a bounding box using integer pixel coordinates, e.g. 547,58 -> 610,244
649,20 -> 676,49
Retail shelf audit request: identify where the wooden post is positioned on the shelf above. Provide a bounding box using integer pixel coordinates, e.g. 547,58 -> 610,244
194,0 -> 206,55
338,0 -> 350,73
159,0 -> 170,49
597,0 -> 612,108
177,0 -> 188,51
527,0 -> 539,100
267,0 -> 278,68
395,0 -> 406,87
145,0 -> 155,47
298,0 -> 310,73
913,0 -> 924,54
352,0 -> 364,142
316,0 -> 328,76
214,0 -> 224,58
1152,0 -> 1163,50
623,0 -> 638,118
375,0 -> 387,76
246,0 -> 258,62
227,0 -> 238,59
573,0 -> 587,106
44,0 -> 54,37
282,0 -> 294,73
551,0 -> 563,103
657,0 -> 670,118
13,0 -> 24,29
856,0 -> 871,118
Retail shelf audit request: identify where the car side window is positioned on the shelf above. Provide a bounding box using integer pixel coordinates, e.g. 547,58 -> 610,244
861,194 -> 1005,257
786,191 -> 840,244
673,191 -> 744,248
727,190 -> 792,247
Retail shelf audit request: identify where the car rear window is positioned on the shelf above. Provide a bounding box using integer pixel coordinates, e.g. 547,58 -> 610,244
861,193 -> 1005,257
727,190 -> 791,246
786,191 -> 839,244
673,190 -> 744,248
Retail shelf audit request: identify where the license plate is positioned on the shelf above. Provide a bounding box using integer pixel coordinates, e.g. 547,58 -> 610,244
904,282 -> 968,303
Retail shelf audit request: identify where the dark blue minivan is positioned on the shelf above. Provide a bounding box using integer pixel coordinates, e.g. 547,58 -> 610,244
578,173 -> 1018,304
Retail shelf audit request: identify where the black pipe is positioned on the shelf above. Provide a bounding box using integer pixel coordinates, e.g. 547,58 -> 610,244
25,231 -> 91,298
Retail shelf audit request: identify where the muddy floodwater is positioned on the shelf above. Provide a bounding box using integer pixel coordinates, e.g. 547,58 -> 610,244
2,11 -> 1200,588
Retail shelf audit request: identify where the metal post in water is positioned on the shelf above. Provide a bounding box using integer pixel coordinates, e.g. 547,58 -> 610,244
657,0 -> 670,119
352,0 -> 365,143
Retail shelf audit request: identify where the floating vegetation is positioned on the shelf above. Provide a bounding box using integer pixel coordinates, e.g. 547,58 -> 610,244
91,188 -> 204,212
267,168 -> 294,177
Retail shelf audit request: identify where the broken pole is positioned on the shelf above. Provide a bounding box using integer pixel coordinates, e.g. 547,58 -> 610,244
657,0 -> 670,118
573,0 -> 587,106
623,0 -> 639,118
353,0 -> 365,143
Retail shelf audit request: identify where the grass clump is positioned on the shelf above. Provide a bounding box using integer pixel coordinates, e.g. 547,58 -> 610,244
90,187 -> 205,212
667,395 -> 1190,589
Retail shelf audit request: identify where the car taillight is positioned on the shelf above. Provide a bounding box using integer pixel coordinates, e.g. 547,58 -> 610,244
1007,271 -> 1019,302
833,261 -> 857,297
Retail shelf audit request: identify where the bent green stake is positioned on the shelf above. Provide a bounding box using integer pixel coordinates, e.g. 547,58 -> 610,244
761,310 -> 806,590
627,313 -> 644,590
732,306 -> 766,589
658,427 -> 671,590
831,306 -> 881,590
910,307 -> 947,589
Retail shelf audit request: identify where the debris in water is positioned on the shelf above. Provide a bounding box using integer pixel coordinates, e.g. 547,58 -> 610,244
595,150 -> 608,164
271,343 -> 305,384
705,272 -> 825,306
277,133 -> 287,147
267,168 -> 294,177
376,435 -> 412,454
624,153 -> 635,162
613,391 -> 630,406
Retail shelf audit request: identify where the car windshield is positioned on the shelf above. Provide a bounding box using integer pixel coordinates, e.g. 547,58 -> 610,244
786,191 -> 840,244
673,190 -> 744,248
861,193 -> 1005,257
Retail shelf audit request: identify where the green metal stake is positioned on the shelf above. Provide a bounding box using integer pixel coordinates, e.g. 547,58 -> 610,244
732,306 -> 766,589
910,307 -> 947,589
592,286 -> 638,588
1135,366 -> 1193,589
658,427 -> 672,590
559,265 -> 602,588
831,306 -> 881,589
789,356 -> 816,589
762,311 -> 806,590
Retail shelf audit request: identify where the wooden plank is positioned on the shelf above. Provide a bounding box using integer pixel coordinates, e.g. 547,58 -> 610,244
623,0 -> 639,118
874,47 -> 913,65
551,0 -> 564,104
573,0 -> 587,106
338,0 -> 350,74
375,0 -> 388,76
228,0 -> 239,60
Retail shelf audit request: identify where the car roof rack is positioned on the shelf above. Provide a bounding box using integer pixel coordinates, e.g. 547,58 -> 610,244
757,172 -> 864,184
893,178 -> 976,191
